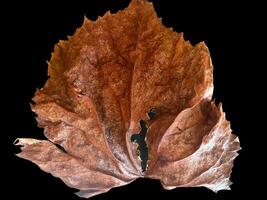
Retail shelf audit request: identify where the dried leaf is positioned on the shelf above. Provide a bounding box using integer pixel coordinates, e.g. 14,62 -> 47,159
15,0 -> 240,198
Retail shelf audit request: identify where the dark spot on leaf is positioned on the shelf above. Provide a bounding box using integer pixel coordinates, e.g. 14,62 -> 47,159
148,108 -> 157,120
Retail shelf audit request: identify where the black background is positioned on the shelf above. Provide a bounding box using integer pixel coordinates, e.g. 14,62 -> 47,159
3,0 -> 263,199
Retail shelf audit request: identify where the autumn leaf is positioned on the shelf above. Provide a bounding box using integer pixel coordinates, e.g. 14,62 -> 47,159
15,0 -> 240,198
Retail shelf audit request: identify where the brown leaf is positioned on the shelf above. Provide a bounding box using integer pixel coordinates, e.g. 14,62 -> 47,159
15,0 -> 240,198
